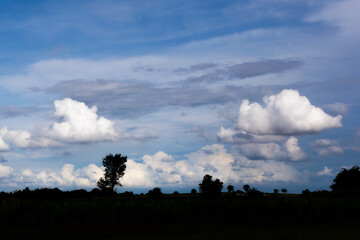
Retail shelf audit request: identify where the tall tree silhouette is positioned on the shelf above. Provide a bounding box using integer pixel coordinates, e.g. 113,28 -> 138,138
199,174 -> 223,198
331,166 -> 360,196
97,154 -> 127,192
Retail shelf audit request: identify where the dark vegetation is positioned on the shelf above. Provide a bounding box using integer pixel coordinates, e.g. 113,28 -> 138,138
1,155 -> 360,239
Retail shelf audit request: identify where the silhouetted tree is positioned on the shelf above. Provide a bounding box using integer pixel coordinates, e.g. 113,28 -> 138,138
243,184 -> 250,193
199,174 -> 223,198
281,188 -> 287,194
331,166 -> 360,196
301,189 -> 311,197
173,191 -> 179,195
191,188 -> 197,195
227,185 -> 234,193
97,153 -> 127,192
148,187 -> 162,199
273,189 -> 279,194
247,187 -> 263,197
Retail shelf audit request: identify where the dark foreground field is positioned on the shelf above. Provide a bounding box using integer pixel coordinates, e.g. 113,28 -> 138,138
1,194 -> 360,240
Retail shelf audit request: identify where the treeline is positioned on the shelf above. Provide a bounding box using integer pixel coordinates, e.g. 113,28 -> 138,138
0,187 -> 135,200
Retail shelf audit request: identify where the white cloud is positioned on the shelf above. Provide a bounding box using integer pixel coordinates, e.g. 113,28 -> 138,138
0,127 -> 32,148
46,98 -> 118,143
0,136 -> 10,151
122,144 -> 302,187
236,89 -> 342,135
0,163 -> 13,177
285,137 -> 306,161
312,139 -> 343,156
0,127 -> 61,149
318,166 -> 333,176
20,163 -> 104,188
237,136 -> 306,161
3,144 -> 303,188
122,159 -> 155,187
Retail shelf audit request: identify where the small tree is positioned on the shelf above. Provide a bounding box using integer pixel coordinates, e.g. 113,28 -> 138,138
273,189 -> 279,194
243,184 -> 250,193
281,188 -> 287,194
199,174 -> 223,198
97,153 -> 127,192
191,188 -> 197,195
227,185 -> 234,193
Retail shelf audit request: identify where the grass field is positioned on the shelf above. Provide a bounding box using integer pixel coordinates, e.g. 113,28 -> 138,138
1,194 -> 360,239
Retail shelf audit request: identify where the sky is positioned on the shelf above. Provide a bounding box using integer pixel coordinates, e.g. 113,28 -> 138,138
0,0 -> 359,193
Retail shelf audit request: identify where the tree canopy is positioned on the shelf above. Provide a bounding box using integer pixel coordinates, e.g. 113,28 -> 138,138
199,174 -> 223,198
331,166 -> 360,196
97,153 -> 127,191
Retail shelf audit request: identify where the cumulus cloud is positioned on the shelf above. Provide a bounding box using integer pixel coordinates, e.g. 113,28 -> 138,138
0,98 -> 118,151
236,89 -> 342,135
318,166 -> 333,176
0,127 -> 60,149
0,163 -> 13,178
20,164 -> 103,188
46,98 -> 118,143
122,144 -> 302,187
312,139 -> 343,156
285,137 -> 307,161
2,144 -> 303,188
237,136 -> 306,161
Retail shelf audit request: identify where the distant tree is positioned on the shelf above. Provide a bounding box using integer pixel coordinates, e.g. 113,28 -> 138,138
148,187 -> 162,200
191,188 -> 197,195
227,185 -> 235,193
273,189 -> 279,194
301,189 -> 311,197
97,153 -> 127,192
173,191 -> 179,195
331,166 -> 360,196
247,187 -> 263,198
281,188 -> 288,194
199,174 -> 223,198
243,184 -> 250,193
122,191 -> 134,197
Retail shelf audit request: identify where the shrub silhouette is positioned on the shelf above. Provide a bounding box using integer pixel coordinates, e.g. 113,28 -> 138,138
281,188 -> 287,194
331,166 -> 360,197
97,153 -> 127,192
273,189 -> 279,194
199,174 -> 223,198
191,188 -> 197,194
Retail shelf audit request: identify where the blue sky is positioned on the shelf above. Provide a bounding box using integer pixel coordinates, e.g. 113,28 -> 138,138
0,0 -> 359,193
